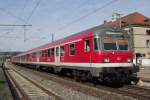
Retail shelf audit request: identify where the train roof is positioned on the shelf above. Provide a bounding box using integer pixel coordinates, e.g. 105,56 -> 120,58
14,25 -> 127,57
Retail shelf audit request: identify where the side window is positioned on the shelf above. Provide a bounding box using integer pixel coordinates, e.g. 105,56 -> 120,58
47,49 -> 51,57
51,48 -> 55,57
45,50 -> 48,57
42,50 -> 45,57
94,38 -> 98,51
42,50 -> 48,57
32,53 -> 36,58
56,47 -> 59,56
84,39 -> 90,52
70,43 -> 75,55
60,46 -> 65,56
39,51 -> 42,58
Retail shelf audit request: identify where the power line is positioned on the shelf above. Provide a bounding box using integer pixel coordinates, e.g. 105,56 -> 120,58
22,0 -> 29,13
8,0 -> 30,51
21,0 -> 41,42
0,35 -> 20,39
0,7 -> 26,22
57,0 -> 118,32
59,0 -> 90,21
0,24 -> 31,42
0,24 -> 31,26
25,0 -> 42,24
0,0 -> 31,51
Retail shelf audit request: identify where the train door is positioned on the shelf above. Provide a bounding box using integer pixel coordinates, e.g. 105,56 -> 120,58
55,46 -> 60,65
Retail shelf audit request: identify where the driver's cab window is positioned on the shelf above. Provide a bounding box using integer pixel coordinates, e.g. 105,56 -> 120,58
84,39 -> 90,52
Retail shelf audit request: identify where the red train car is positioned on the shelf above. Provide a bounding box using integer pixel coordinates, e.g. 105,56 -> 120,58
11,26 -> 139,84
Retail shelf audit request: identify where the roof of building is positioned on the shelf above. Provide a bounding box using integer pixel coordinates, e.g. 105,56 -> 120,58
104,12 -> 150,28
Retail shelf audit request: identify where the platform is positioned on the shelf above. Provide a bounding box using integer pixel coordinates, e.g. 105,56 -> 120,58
0,66 -> 13,100
138,66 -> 150,82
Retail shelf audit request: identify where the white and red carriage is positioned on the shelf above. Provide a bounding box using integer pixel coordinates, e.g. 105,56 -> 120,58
11,26 -> 139,84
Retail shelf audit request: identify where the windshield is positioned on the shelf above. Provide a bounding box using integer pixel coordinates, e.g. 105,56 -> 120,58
102,37 -> 129,51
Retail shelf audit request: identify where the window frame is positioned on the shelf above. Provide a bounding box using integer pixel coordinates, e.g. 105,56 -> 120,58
146,30 -> 150,35
56,47 -> 59,56
84,39 -> 90,52
60,46 -> 65,57
47,49 -> 51,57
32,53 -> 36,58
93,37 -> 100,51
51,48 -> 55,57
146,39 -> 150,47
69,43 -> 75,56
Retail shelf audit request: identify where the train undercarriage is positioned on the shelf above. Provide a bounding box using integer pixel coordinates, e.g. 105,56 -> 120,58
15,62 -> 139,85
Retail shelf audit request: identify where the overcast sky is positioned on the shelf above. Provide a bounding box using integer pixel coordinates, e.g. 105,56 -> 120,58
0,0 -> 150,52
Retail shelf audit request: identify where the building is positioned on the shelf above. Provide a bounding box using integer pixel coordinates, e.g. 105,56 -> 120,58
104,12 -> 150,59
0,51 -> 21,66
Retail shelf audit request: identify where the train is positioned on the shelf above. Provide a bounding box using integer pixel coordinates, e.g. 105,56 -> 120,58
11,25 -> 139,84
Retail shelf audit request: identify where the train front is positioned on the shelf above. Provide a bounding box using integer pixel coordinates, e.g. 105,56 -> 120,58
93,29 -> 139,84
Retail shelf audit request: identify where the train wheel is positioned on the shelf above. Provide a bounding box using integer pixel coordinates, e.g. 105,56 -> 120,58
92,77 -> 99,86
131,77 -> 139,85
126,76 -> 139,85
74,76 -> 80,82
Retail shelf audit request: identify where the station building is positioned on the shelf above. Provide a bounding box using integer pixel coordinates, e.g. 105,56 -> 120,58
104,12 -> 150,59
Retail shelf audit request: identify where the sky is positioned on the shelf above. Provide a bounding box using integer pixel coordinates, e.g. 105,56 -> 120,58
0,0 -> 150,52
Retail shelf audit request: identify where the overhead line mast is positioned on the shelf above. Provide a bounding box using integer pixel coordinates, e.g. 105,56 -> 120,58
0,24 -> 32,42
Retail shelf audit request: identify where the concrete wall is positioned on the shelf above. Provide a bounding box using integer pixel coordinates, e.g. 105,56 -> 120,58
133,27 -> 150,58
124,26 -> 150,59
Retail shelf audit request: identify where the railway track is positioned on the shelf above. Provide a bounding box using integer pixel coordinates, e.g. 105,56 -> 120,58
6,62 -> 150,100
5,62 -> 105,100
118,85 -> 150,100
4,63 -> 63,100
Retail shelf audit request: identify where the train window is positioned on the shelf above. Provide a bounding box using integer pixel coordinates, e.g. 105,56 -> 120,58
84,39 -> 90,52
117,38 -> 128,50
60,46 -> 65,56
56,47 -> 59,56
42,50 -> 47,57
46,50 -> 49,57
94,38 -> 98,51
39,51 -> 42,58
47,49 -> 51,57
103,37 -> 117,50
32,53 -> 36,58
51,48 -> 54,57
42,51 -> 44,57
70,43 -> 75,55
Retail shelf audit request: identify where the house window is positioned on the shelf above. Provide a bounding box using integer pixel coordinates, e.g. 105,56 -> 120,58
70,43 -> 75,55
84,39 -> 90,52
60,46 -> 65,56
146,40 -> 150,47
146,30 -> 150,35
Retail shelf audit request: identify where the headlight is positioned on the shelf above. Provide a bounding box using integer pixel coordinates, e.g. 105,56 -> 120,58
126,58 -> 132,63
104,57 -> 110,63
